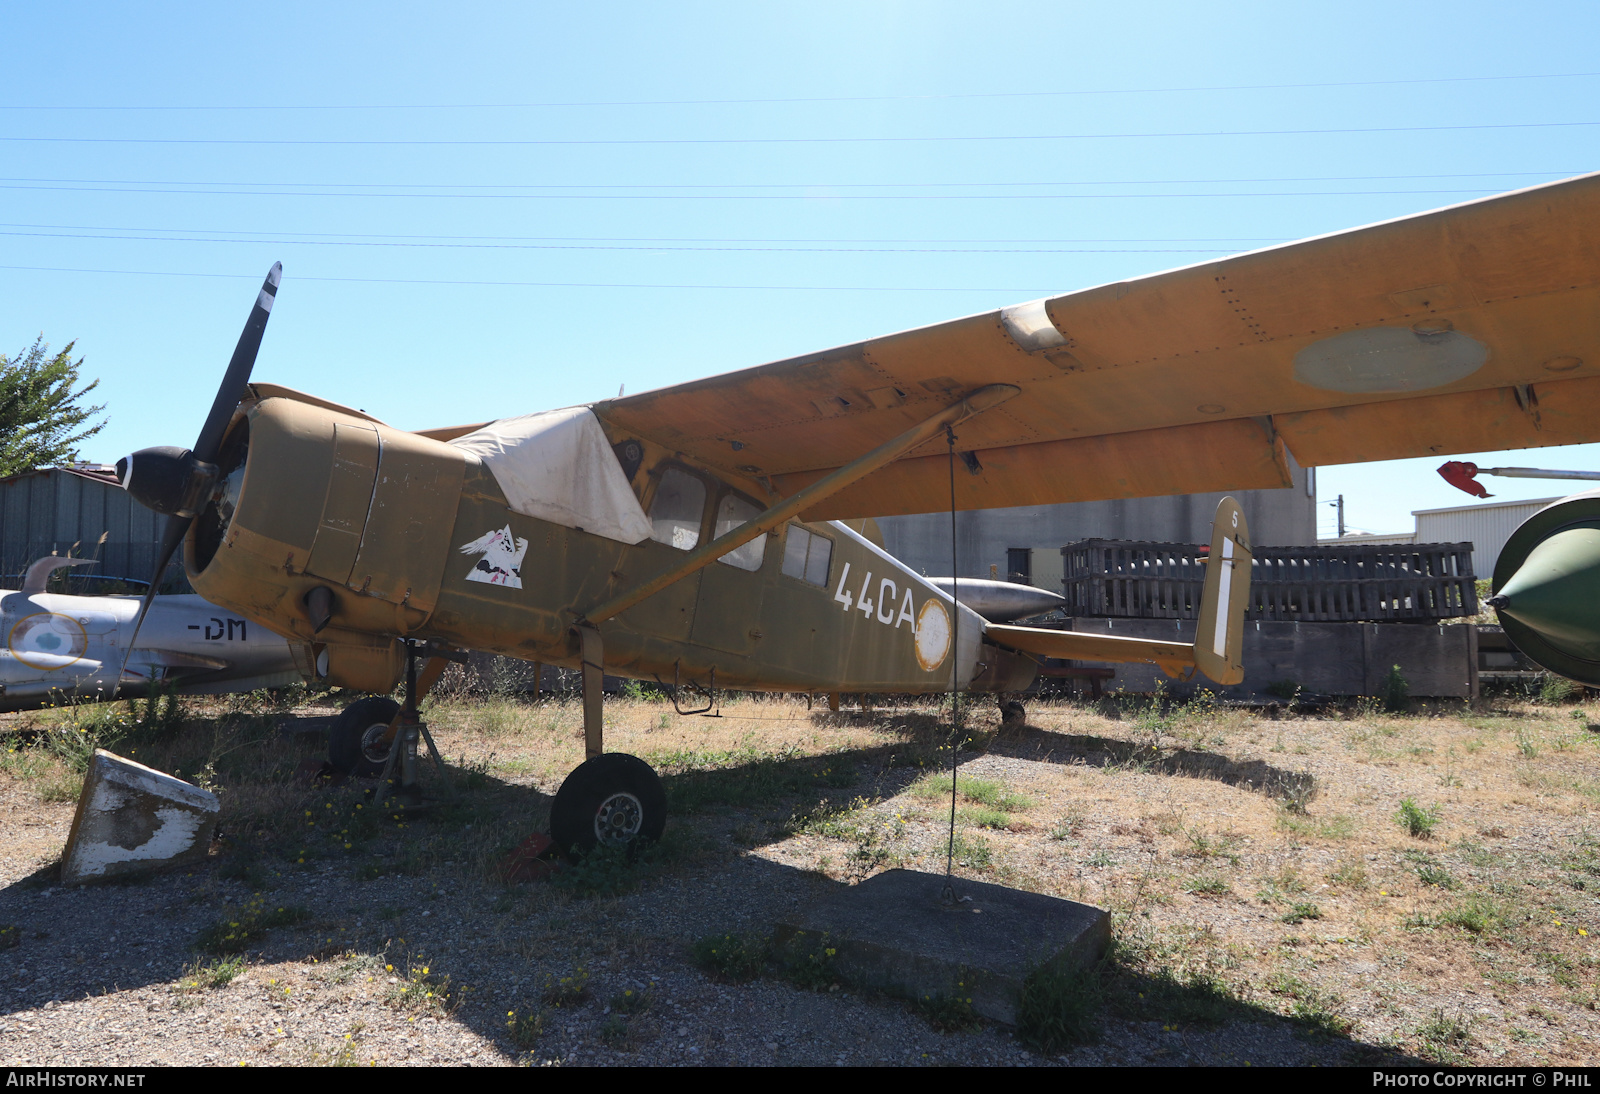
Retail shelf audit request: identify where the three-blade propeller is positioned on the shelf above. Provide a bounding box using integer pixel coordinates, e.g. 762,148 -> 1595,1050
114,263 -> 282,691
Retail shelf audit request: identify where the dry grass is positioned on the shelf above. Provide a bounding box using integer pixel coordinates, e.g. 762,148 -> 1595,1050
4,685 -> 1600,1063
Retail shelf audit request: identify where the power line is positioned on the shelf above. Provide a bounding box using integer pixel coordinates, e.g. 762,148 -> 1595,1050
0,169 -> 1581,189
0,227 -> 1247,254
0,183 -> 1514,201
0,222 -> 1283,245
3,70 -> 1597,110
4,119 -> 1599,147
0,263 -> 1069,293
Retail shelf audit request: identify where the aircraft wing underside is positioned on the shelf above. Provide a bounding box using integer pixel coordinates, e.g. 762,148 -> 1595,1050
577,172 -> 1600,520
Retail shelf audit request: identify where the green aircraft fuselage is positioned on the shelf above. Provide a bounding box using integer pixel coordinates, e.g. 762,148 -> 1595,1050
189,390 -> 1034,699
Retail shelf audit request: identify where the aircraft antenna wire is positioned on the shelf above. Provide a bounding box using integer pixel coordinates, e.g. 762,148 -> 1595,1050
942,425 -> 960,905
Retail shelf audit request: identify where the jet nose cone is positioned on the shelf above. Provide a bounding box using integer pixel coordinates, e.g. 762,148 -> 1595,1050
1494,523 -> 1600,661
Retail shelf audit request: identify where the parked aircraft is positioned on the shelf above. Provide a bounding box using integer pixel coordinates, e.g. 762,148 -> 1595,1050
1,556 -> 300,713
115,172 -> 1600,851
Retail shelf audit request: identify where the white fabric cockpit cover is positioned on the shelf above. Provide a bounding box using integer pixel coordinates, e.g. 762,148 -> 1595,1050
449,406 -> 653,545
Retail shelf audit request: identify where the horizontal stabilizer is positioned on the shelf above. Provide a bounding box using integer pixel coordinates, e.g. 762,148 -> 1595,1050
983,497 -> 1252,686
983,624 -> 1198,679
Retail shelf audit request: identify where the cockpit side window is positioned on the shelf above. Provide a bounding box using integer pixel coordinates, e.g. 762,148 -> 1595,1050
649,468 -> 707,551
781,523 -> 833,586
713,493 -> 768,571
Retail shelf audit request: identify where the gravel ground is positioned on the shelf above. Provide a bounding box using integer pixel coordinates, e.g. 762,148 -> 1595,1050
0,765 -> 1364,1066
7,693 -> 1558,1067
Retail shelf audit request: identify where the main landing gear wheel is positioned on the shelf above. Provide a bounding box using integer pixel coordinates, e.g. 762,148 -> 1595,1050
550,753 -> 667,857
329,696 -> 401,778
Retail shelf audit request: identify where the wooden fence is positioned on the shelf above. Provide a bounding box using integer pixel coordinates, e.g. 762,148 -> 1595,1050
1060,540 -> 1477,622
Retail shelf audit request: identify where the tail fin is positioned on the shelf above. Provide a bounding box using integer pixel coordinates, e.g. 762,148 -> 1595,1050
1193,497 -> 1252,685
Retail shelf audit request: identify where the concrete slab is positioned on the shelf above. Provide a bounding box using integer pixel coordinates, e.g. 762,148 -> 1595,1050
774,869 -> 1109,1024
60,749 -> 220,886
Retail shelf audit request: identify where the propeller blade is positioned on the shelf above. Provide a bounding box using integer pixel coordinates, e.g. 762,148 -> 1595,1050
115,261 -> 282,694
117,514 -> 190,693
193,262 -> 280,462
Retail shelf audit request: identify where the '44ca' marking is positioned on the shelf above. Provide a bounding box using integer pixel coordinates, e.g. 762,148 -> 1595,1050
833,562 -> 918,631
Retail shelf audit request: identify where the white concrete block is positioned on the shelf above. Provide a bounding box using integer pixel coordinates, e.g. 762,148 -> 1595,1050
60,749 -> 220,885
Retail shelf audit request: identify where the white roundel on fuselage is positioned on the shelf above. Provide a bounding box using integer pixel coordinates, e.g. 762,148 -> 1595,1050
915,599 -> 952,672
8,613 -> 89,669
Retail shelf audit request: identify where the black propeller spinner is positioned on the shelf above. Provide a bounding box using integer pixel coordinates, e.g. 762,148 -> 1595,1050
115,263 -> 282,688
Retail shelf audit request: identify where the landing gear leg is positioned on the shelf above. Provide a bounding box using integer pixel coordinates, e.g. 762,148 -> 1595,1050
372,642 -> 454,806
577,624 -> 604,759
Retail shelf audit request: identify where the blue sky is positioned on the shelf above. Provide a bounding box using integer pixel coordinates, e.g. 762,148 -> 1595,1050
3,1 -> 1598,538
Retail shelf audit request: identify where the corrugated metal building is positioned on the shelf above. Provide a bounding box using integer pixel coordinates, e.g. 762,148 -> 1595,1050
0,465 -> 187,591
1320,496 -> 1562,578
876,461 -> 1318,589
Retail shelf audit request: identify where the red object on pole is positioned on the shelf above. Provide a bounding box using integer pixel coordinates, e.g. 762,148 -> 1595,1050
1438,461 -> 1492,498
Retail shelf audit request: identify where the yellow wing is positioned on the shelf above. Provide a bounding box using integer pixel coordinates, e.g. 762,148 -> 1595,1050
593,172 -> 1600,520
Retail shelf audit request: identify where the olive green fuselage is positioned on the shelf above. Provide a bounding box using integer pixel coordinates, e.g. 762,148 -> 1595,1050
191,393 -> 1033,697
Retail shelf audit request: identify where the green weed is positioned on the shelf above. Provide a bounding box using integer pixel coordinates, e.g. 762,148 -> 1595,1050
1329,859 -> 1368,889
1182,876 -> 1231,897
1382,665 -> 1410,713
598,1013 -> 631,1048
610,985 -> 652,1015
540,966 -> 591,1008
951,832 -> 994,869
552,841 -> 650,899
915,977 -> 981,1034
1049,806 -> 1088,842
388,958 -> 457,1013
1395,798 -> 1441,839
1267,973 -> 1354,1036
1416,1008 -> 1472,1063
692,933 -> 767,983
194,896 -> 308,955
1416,864 -> 1460,889
1277,810 -> 1356,840
505,1007 -> 545,1050
909,773 -> 1032,812
176,955 -> 245,992
1017,960 -> 1101,1051
781,931 -> 840,992
959,805 -> 1016,830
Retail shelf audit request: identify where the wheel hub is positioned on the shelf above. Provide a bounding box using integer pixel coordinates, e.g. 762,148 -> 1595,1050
360,723 -> 392,763
594,792 -> 644,846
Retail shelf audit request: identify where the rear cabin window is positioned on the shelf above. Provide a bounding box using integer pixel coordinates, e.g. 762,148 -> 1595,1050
782,524 -> 833,586
714,493 -> 768,572
649,468 -> 707,551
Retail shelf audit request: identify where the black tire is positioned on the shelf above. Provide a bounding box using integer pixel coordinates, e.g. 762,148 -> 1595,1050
328,697 -> 401,778
549,753 -> 667,856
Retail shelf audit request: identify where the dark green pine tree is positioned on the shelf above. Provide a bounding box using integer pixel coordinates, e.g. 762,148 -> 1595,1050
0,338 -> 107,477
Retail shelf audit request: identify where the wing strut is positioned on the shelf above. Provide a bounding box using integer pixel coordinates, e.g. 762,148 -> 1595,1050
578,383 -> 1020,627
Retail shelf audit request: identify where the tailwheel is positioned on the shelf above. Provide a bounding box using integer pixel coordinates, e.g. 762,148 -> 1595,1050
328,696 -> 401,778
549,753 -> 667,856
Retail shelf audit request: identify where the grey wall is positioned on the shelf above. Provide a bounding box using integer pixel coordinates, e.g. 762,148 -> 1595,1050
875,462 -> 1317,582
0,468 -> 187,590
